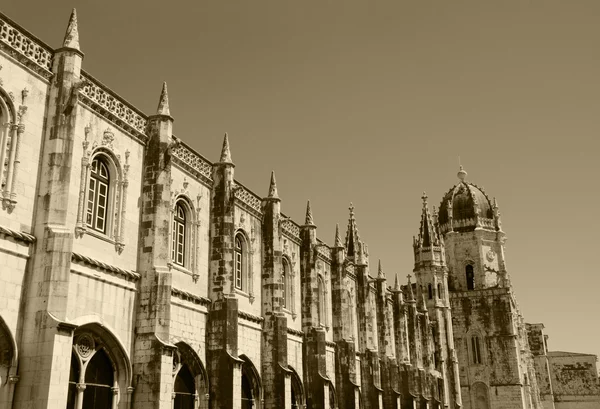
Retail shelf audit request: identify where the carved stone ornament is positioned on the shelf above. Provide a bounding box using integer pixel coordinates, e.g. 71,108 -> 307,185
486,249 -> 495,262
75,333 -> 95,358
102,128 -> 114,149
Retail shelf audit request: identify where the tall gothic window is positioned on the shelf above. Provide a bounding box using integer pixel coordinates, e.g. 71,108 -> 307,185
428,284 -> 433,299
471,335 -> 482,364
86,157 -> 110,233
466,264 -> 475,290
235,233 -> 246,291
438,283 -> 442,299
172,202 -> 187,266
282,258 -> 291,309
317,276 -> 325,326
82,349 -> 114,408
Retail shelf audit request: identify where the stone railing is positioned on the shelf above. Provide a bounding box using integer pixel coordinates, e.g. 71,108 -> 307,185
281,218 -> 301,241
234,183 -> 262,215
79,71 -> 148,139
0,12 -> 53,77
170,140 -> 213,183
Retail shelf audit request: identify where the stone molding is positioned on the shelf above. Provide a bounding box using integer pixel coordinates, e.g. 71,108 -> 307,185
238,310 -> 264,325
171,287 -> 211,307
71,252 -> 139,282
0,224 -> 35,243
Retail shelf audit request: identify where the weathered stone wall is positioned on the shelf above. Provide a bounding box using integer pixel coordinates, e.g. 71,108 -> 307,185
548,352 -> 600,407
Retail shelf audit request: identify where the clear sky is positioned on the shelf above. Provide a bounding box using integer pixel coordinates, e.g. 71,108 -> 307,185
5,0 -> 599,360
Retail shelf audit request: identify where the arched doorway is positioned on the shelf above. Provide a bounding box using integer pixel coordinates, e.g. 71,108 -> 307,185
0,315 -> 17,407
240,355 -> 261,409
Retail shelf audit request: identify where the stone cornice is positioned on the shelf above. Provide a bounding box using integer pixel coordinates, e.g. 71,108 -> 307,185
238,310 -> 264,325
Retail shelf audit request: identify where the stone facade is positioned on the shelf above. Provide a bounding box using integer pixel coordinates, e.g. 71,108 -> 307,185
0,8 -> 598,409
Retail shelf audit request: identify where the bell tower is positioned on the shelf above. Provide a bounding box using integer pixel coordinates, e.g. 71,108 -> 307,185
437,167 -> 542,409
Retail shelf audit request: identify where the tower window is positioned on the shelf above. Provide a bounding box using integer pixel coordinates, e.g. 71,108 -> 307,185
172,202 -> 187,266
471,336 -> 482,364
317,276 -> 325,326
234,234 -> 246,291
466,265 -> 475,290
428,284 -> 433,300
86,157 -> 110,234
437,283 -> 442,299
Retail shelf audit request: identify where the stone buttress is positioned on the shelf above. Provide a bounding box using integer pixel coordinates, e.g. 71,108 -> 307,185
345,205 -> 383,409
260,171 -> 291,409
331,223 -> 361,409
132,82 -> 177,409
300,201 -> 329,408
206,133 -> 242,409
13,10 -> 84,408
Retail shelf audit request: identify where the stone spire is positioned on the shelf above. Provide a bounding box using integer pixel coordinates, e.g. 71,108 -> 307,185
345,202 -> 361,257
334,223 -> 343,248
305,200 -> 314,226
156,82 -> 170,116
377,260 -> 385,279
416,191 -> 439,249
63,8 -> 81,51
267,170 -> 279,199
394,273 -> 400,291
219,133 -> 233,164
417,285 -> 428,312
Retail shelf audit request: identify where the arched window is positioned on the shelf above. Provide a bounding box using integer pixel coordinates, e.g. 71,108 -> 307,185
428,284 -> 433,299
235,233 -> 246,291
174,363 -> 196,409
86,157 -> 110,233
466,265 -> 475,290
240,356 -> 261,409
472,382 -> 490,409
437,283 -> 442,299
282,258 -> 291,310
82,349 -> 114,408
172,201 -> 187,266
67,352 -> 79,408
471,335 -> 482,364
317,276 -> 325,326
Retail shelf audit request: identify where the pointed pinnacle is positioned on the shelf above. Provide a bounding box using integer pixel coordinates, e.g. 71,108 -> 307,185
421,191 -> 428,204
394,273 -> 400,291
219,133 -> 233,163
334,224 -> 343,247
305,200 -> 314,225
378,260 -> 384,279
63,8 -> 80,51
156,82 -> 170,116
406,274 -> 415,301
268,171 -> 279,199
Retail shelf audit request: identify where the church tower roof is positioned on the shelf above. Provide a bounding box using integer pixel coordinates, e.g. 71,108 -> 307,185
437,166 -> 495,235
345,202 -> 361,257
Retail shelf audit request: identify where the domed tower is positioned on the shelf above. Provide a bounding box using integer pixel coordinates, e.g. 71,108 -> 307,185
437,167 -> 542,409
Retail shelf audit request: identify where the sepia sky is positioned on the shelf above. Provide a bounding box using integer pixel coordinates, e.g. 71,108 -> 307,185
5,1 -> 599,360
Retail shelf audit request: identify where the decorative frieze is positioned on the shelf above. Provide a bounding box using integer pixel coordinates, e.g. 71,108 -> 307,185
281,218 -> 301,243
0,224 -> 35,243
171,287 -> 211,307
0,13 -> 53,77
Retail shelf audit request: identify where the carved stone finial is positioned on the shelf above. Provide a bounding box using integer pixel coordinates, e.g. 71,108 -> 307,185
157,82 -> 170,116
406,274 -> 415,301
377,260 -> 384,279
267,170 -> 279,199
394,273 -> 400,291
219,133 -> 233,163
63,9 -> 81,51
421,191 -> 428,204
457,165 -> 467,182
305,200 -> 314,226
